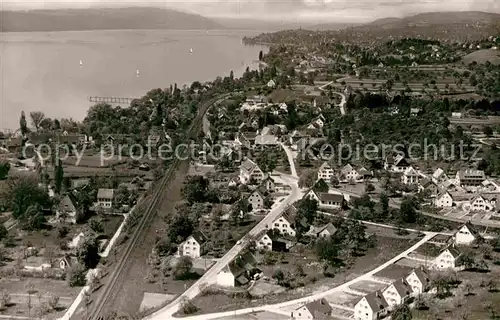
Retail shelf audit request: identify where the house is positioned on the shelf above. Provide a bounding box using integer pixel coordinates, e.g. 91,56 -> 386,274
410,108 -> 421,116
384,154 -> 409,173
434,191 -> 454,208
357,167 -> 374,181
254,134 -> 279,149
216,252 -> 259,287
255,231 -> 290,252
428,234 -> 453,246
306,222 -> 337,238
247,189 -> 265,211
434,245 -> 461,269
292,298 -> 332,319
432,168 -> 449,184
305,189 -> 346,210
456,169 -> 486,187
354,291 -> 388,320
176,231 -> 208,259
451,112 -> 463,118
260,176 -> 276,193
340,164 -> 360,182
382,278 -> 412,308
419,178 -> 438,195
271,213 -> 297,237
267,79 -> 276,88
405,268 -> 430,295
453,223 -> 479,246
239,159 -> 265,184
96,188 -> 114,208
56,195 -> 77,224
402,166 -> 420,185
317,162 -> 335,181
58,254 -> 77,270
469,194 -> 497,212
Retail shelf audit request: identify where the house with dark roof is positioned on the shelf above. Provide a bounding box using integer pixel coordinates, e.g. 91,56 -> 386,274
354,290 -> 388,320
434,244 -> 462,269
453,223 -> 480,246
304,189 -> 346,210
239,158 -> 264,185
306,222 -> 337,238
215,252 -> 260,287
176,231 -> 208,259
58,254 -> 78,270
292,298 -> 332,319
382,278 -> 413,308
254,230 -> 291,252
384,154 -> 409,173
405,268 -> 430,295
247,189 -> 266,211
96,188 -> 114,209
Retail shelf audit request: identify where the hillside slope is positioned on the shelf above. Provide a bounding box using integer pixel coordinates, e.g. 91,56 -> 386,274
0,7 -> 224,32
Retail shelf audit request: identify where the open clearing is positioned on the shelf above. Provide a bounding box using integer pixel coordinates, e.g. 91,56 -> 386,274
348,280 -> 387,294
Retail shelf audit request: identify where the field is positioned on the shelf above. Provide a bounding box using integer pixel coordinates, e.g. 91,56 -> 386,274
0,215 -> 124,319
462,49 -> 500,65
184,235 -> 419,316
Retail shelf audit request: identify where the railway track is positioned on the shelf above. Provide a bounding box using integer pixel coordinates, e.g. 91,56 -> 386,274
86,93 -> 226,320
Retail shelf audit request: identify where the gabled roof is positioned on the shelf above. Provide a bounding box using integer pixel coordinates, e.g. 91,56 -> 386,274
457,223 -> 480,238
302,298 -> 332,316
318,162 -> 332,171
318,192 -> 345,203
309,222 -> 337,236
357,291 -> 388,312
390,278 -> 413,298
394,154 -> 408,167
58,194 -> 76,212
432,168 -> 446,180
341,163 -> 355,173
240,159 -> 259,174
404,166 -> 419,176
225,252 -> 257,277
190,231 -> 208,245
97,188 -> 114,199
441,244 -> 461,258
408,268 -> 430,288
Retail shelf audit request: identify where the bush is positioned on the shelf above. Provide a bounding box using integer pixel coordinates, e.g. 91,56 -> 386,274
57,226 -> 69,239
88,217 -> 104,233
67,264 -> 87,287
181,300 -> 199,315
48,294 -> 59,310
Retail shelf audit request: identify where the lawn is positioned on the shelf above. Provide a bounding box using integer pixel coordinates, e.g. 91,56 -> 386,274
183,235 -> 418,316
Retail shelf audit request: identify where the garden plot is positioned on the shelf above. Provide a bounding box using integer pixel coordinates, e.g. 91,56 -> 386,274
348,280 -> 387,294
394,257 -> 427,268
323,290 -> 362,306
373,264 -> 413,282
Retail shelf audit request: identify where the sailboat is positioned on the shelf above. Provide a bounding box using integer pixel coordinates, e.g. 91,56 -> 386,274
190,48 -> 193,54
79,60 -> 83,67
136,69 -> 140,77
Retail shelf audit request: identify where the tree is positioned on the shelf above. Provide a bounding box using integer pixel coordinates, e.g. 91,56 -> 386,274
21,205 -> 46,231
20,111 -> 28,137
6,176 -> 51,220
313,179 -> 329,193
168,215 -> 194,243
380,192 -> 389,216
365,183 -> 375,193
259,50 -> 263,61
29,111 -> 45,132
182,176 -> 210,204
399,196 -> 419,223
54,160 -> 64,194
330,175 -> 340,186
76,232 -> 100,269
392,304 -> 412,320
173,256 -> 193,280
67,263 -> 87,287
484,126 -> 494,137
0,224 -> 7,241
0,161 -> 10,180
48,294 -> 59,310
298,169 -> 316,189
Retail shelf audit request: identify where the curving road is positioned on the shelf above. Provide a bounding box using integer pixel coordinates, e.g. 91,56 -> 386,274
318,81 -> 347,116
147,174 -> 304,319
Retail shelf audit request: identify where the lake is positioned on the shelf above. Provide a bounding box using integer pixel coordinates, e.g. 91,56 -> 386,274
0,29 -> 266,131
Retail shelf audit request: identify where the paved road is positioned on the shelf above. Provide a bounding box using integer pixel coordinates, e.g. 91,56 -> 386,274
147,175 -> 304,319
280,143 -> 298,178
163,233 -> 434,320
318,81 -> 347,115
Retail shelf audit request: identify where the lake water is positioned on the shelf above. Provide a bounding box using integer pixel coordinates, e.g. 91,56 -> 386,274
0,29 -> 266,131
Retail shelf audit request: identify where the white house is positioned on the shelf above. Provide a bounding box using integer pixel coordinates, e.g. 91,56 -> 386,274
267,79 -> 276,88
247,189 -> 265,211
432,168 -> 449,184
384,154 -> 409,173
176,231 -> 208,259
434,191 -> 454,208
405,268 -> 430,295
453,224 -> 478,246
402,166 -> 420,185
354,291 -> 388,320
469,195 -> 496,212
456,169 -> 486,187
341,164 -> 360,182
382,278 -> 412,308
306,222 -> 337,238
96,188 -> 114,208
292,298 -> 332,319
271,213 -> 296,237
216,252 -> 258,287
56,195 -> 77,224
239,159 -> 265,184
434,245 -> 461,270
305,189 -> 345,210
317,162 -> 334,181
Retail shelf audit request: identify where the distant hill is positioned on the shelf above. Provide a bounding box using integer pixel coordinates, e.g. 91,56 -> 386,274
331,11 -> 500,43
0,7 -> 224,32
213,18 -> 318,31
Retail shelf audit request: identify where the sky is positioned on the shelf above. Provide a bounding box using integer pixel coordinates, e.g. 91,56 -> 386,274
2,0 -> 500,23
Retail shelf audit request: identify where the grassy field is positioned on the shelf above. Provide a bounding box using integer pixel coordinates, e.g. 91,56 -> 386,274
184,235 -> 419,316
